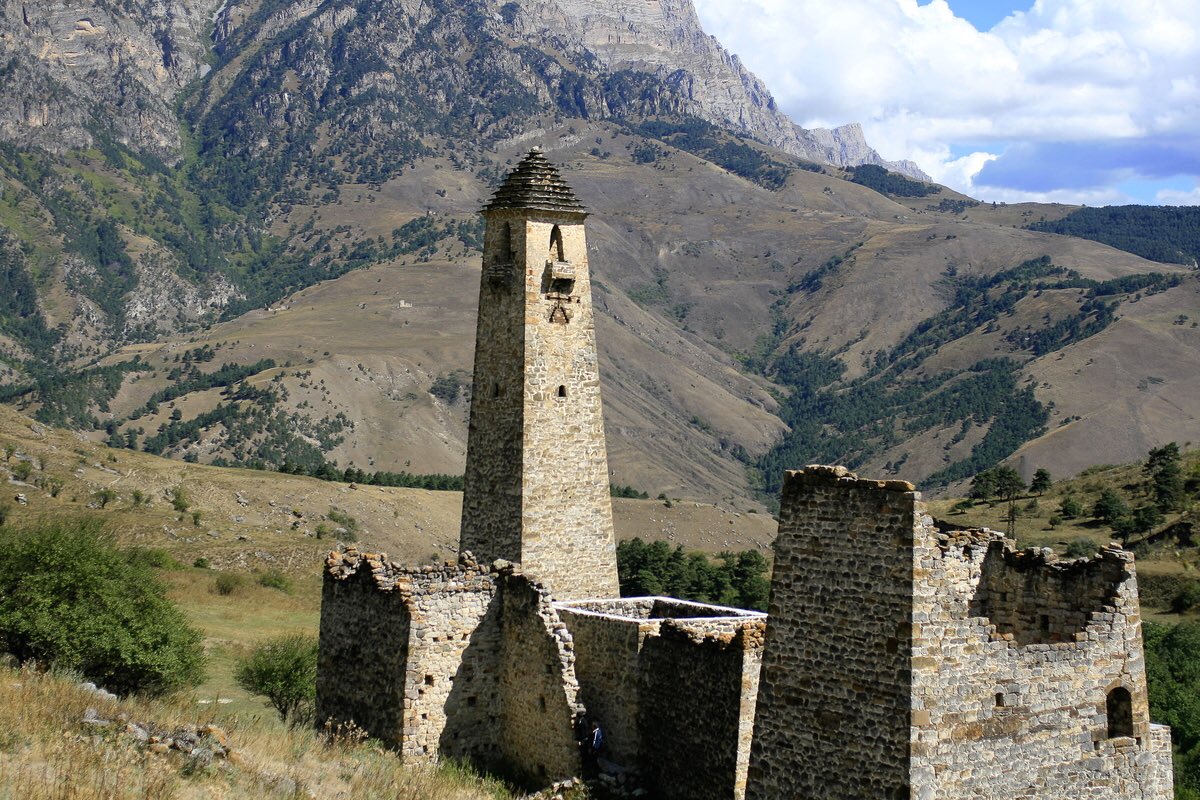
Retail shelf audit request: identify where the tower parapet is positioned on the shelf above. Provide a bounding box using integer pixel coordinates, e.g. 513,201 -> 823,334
460,148 -> 619,601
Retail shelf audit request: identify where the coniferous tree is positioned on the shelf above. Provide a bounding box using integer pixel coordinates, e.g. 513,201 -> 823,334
1093,489 -> 1130,525
1145,443 -> 1185,513
1030,468 -> 1052,495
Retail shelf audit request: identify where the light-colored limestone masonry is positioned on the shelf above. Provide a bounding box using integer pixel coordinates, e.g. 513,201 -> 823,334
460,148 -> 618,602
316,151 -> 1173,800
746,466 -> 1173,800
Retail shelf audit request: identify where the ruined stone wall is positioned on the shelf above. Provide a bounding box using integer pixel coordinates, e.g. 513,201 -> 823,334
639,620 -> 765,800
557,598 -> 765,799
316,551 -> 501,766
460,209 -> 528,568
911,525 -> 1174,798
497,571 -> 583,785
555,607 -> 646,766
409,569 -> 501,767
746,467 -> 917,800
316,550 -> 412,744
746,466 -> 1173,800
518,216 -> 618,601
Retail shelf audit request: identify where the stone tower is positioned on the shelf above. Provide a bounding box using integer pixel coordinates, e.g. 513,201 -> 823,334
459,148 -> 619,601
745,466 -> 1173,800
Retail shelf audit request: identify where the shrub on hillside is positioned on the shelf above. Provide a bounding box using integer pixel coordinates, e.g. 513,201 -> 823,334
214,572 -> 245,595
255,568 -> 292,593
235,634 -> 319,726
0,518 -> 204,696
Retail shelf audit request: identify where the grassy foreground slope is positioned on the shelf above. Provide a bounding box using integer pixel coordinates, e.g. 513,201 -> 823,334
0,663 -> 518,799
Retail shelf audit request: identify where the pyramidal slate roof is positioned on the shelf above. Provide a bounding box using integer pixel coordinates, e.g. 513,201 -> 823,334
484,148 -> 587,215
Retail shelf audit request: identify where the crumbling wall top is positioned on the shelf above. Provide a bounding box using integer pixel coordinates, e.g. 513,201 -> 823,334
787,465 -> 917,494
324,548 -> 493,593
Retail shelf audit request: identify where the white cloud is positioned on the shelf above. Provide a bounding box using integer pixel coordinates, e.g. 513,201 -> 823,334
692,0 -> 1200,201
1156,185 -> 1200,206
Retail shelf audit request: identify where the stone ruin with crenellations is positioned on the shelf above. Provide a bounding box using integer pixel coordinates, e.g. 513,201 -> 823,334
316,149 -> 1175,799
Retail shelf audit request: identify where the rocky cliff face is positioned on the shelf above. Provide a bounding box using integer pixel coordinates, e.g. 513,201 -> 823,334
504,0 -> 927,177
0,0 -> 217,160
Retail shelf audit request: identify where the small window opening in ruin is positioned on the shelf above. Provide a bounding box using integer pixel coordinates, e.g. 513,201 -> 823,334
557,385 -> 568,398
545,664 -> 554,675
538,765 -> 548,778
995,693 -> 1005,708
1107,687 -> 1134,738
425,674 -> 435,686
492,383 -> 500,398
467,696 -> 478,708
1040,614 -> 1051,632
549,225 -> 565,262
539,696 -> 547,712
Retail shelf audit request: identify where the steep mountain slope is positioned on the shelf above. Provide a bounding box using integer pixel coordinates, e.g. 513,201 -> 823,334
17,124 -> 1185,507
0,0 -> 215,158
505,0 -> 925,177
0,0 -> 1197,506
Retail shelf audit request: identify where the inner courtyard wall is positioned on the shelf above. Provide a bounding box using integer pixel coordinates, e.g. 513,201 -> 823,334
638,620 -> 765,800
558,599 -> 766,800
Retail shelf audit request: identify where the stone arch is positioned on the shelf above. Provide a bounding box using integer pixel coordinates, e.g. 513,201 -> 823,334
549,225 -> 565,262
1107,686 -> 1134,738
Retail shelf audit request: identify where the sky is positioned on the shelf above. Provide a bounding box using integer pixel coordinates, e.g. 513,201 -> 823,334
691,0 -> 1200,205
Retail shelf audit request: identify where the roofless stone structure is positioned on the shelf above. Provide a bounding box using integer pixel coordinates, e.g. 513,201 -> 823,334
316,149 -> 1173,799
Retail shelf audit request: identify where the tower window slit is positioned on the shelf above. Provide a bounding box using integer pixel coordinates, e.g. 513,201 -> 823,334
557,385 -> 568,398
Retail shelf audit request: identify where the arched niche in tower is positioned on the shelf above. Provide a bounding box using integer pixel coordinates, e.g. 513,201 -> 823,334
1106,686 -> 1134,739
549,225 -> 566,263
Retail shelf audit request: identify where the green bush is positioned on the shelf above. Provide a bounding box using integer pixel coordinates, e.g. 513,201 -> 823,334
169,487 -> 189,513
1059,496 -> 1083,519
235,634 -> 319,725
214,572 -> 245,595
125,547 -> 184,571
193,557 -> 210,569
255,568 -> 292,593
1173,583 -> 1200,614
0,518 -> 204,695
1063,537 -> 1099,558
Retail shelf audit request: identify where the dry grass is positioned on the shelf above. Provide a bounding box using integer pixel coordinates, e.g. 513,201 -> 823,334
0,665 -> 517,799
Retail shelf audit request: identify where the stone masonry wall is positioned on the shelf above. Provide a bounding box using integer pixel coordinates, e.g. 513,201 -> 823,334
557,598 -> 765,799
316,550 -> 413,744
746,466 -> 917,800
317,550 -> 501,766
518,215 -> 619,601
911,525 -> 1174,798
460,210 -> 527,569
746,465 -> 1174,800
639,620 -> 765,800
460,207 -> 619,602
497,570 -> 584,785
555,607 -> 645,766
